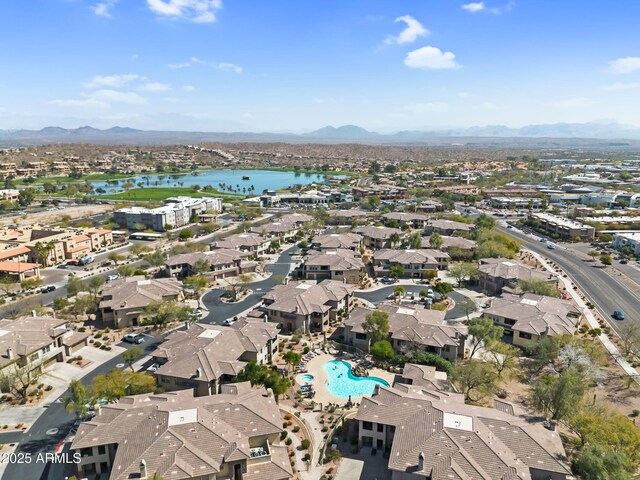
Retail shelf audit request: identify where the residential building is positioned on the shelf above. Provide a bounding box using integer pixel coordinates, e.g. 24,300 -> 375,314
422,235 -> 477,252
325,209 -> 369,225
0,316 -> 88,382
352,185 -> 407,201
483,293 -> 583,348
394,363 -> 450,391
0,189 -> 19,202
382,212 -> 430,229
262,280 -> 355,333
114,197 -> 222,231
153,319 -> 279,396
528,212 -> 595,240
490,196 -> 542,209
478,258 -> 558,294
165,248 -> 253,280
372,249 -> 449,279
302,249 -> 365,284
99,276 -> 184,327
415,200 -> 445,213
212,233 -> 270,256
258,191 -> 327,208
354,226 -> 404,250
613,232 -> 640,255
70,387 -> 293,480
424,219 -> 474,236
343,304 -> 468,363
276,213 -> 314,225
354,383 -> 571,480
311,232 -> 363,251
250,222 -> 299,243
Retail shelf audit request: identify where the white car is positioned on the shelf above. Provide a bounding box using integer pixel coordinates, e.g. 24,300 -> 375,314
426,289 -> 434,298
147,363 -> 160,372
106,274 -> 119,281
223,318 -> 236,326
123,333 -> 144,344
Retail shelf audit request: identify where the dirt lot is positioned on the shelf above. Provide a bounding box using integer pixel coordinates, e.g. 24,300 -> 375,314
0,204 -> 114,227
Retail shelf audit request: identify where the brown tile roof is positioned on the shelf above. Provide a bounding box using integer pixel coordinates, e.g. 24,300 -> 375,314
213,233 -> 267,250
479,259 -> 555,284
399,363 -> 450,391
0,261 -> 39,273
355,385 -> 570,480
373,249 -> 449,265
0,245 -> 30,261
263,280 -> 355,316
165,248 -> 245,268
0,316 -> 68,368
99,276 -> 183,311
312,233 -> 363,250
303,249 -> 364,271
354,225 -> 403,240
427,219 -> 474,232
71,388 -> 286,480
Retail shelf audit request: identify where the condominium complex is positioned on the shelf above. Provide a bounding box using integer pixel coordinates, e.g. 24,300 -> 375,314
114,197 -> 222,231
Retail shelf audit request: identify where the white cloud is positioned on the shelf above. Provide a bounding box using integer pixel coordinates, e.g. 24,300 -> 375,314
146,0 -> 222,23
550,97 -> 594,108
403,102 -> 449,113
601,81 -> 640,91
89,89 -> 147,104
168,62 -> 192,68
218,62 -> 242,73
139,82 -> 171,92
183,85 -> 196,92
609,57 -> 640,74
84,74 -> 142,88
92,0 -> 118,17
190,57 -> 204,64
384,15 -> 429,45
405,46 -> 459,70
462,2 -> 484,13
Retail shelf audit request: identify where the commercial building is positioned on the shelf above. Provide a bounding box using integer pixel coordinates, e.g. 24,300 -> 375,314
613,232 -> 640,255
153,319 -> 280,396
528,212 -> 595,240
70,386 -> 293,480
114,197 -> 222,231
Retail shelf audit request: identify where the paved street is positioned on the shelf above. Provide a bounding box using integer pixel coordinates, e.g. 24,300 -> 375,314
499,226 -> 640,336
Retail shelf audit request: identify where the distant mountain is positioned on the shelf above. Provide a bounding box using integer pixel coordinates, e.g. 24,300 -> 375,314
1,122 -> 640,148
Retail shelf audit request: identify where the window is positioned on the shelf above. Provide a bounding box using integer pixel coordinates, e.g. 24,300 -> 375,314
362,421 -> 373,431
98,445 -> 106,455
377,424 -> 384,432
519,332 -> 532,339
355,333 -> 367,340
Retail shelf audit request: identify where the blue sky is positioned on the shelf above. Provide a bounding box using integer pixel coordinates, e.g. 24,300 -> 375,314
1,0 -> 640,131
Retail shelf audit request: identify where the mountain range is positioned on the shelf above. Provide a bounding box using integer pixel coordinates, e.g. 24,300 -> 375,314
2,122 -> 640,147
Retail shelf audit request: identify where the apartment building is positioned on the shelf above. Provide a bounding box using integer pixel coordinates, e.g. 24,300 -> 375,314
354,226 -> 404,250
528,212 -> 595,240
343,304 -> 468,363
99,276 -> 184,328
213,233 -> 270,256
250,222 -> 299,243
421,235 -> 477,252
424,219 -> 474,236
311,232 -> 363,251
0,189 -> 19,202
165,248 -> 251,279
0,316 -> 88,382
70,387 -> 293,480
354,383 -> 571,480
114,197 -> 222,231
478,258 -> 558,294
372,249 -> 450,278
351,184 -> 407,201
153,319 -> 280,396
613,232 -> 640,256
261,279 -> 355,333
324,209 -> 369,225
382,211 -> 430,229
302,249 -> 365,284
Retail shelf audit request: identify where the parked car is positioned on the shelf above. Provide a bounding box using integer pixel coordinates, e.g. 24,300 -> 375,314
620,259 -> 629,264
106,274 -> 119,281
190,310 -> 203,318
381,276 -> 395,284
66,260 -> 79,266
56,264 -> 68,269
123,333 -> 144,344
612,310 -> 625,320
41,285 -> 56,293
223,318 -> 236,326
147,363 -> 160,372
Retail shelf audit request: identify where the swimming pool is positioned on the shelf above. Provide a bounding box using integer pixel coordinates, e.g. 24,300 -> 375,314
299,374 -> 315,384
323,359 -> 389,398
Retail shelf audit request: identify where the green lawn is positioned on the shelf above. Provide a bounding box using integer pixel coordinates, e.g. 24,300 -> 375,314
98,187 -> 242,202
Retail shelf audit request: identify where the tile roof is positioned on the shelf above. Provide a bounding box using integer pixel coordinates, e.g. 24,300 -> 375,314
373,249 -> 449,265
479,259 -> 554,284
354,225 -> 403,240
165,248 -> 246,268
263,280 -> 355,316
427,219 -> 474,232
0,316 -> 68,368
303,249 -> 365,271
99,276 -> 183,311
422,235 -> 477,250
213,233 -> 267,250
311,233 -> 363,250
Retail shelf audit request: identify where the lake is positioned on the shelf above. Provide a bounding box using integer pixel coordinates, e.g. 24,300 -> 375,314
90,169 -> 343,195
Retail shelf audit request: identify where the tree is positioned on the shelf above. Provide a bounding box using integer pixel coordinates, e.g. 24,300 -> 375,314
179,229 -> 194,240
517,279 -> 559,297
388,265 -> 404,280
393,285 -> 406,300
429,232 -> 444,249
142,300 -> 192,328
433,281 -> 453,299
269,240 -> 281,253
389,232 -> 401,247
587,249 -> 600,262
20,277 -> 42,291
371,340 -> 395,362
123,346 -> 144,371
282,351 -> 302,372
184,275 -> 208,297
65,379 -> 90,419
32,241 -> 55,266
143,249 -> 167,267
91,370 -> 157,402
486,342 -> 519,377
529,367 -> 586,422
18,188 -> 37,207
87,276 -> 105,298
108,251 -> 124,264
449,262 -> 479,287
407,232 -> 422,249
468,318 -> 504,358
571,444 -> 635,480
130,244 -> 152,257
192,259 -> 211,274
618,322 -> 640,358
362,310 -> 390,344
0,360 -> 42,399
66,276 -> 86,297
117,264 -> 136,277
72,296 -> 97,319
454,361 -> 497,402
475,213 -> 495,230
599,253 -> 612,266
458,298 -> 477,322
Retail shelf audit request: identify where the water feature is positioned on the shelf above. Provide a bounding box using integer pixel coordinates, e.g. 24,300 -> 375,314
323,359 -> 389,398
298,374 -> 315,384
88,169 -> 343,195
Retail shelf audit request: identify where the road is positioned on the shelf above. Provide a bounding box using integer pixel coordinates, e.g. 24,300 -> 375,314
498,225 -> 640,335
355,287 -> 469,320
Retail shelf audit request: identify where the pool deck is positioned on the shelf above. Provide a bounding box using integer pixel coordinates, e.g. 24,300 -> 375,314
300,354 -> 395,406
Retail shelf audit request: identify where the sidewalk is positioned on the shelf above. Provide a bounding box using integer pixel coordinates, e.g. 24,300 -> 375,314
526,249 -> 639,382
279,403 -> 325,480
